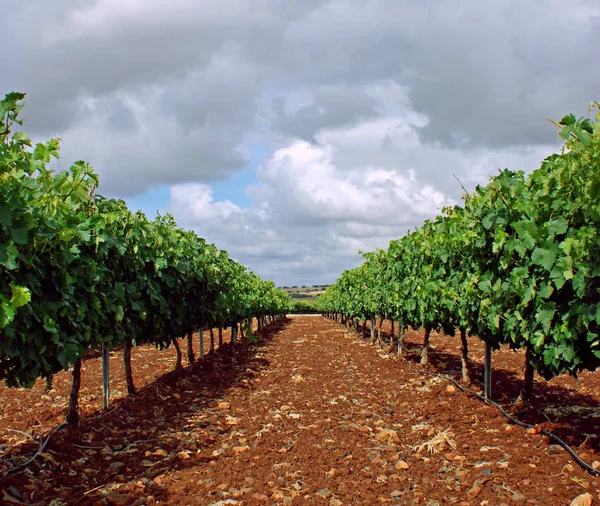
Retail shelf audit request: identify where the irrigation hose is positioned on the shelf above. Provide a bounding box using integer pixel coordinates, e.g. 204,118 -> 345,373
403,361 -> 600,477
4,422 -> 67,475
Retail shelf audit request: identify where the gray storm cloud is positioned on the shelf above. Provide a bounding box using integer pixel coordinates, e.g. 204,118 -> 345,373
1,0 -> 598,283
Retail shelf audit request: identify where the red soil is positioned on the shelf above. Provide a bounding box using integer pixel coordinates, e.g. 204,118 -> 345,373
0,316 -> 598,505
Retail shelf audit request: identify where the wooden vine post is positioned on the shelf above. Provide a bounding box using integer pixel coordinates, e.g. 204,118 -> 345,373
187,331 -> 195,365
102,344 -> 110,410
484,341 -> 492,399
67,358 -> 82,426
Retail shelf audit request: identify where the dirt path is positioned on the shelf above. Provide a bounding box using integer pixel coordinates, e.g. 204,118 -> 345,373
1,316 -> 599,505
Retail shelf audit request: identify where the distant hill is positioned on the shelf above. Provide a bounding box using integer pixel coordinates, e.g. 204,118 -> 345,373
278,285 -> 330,300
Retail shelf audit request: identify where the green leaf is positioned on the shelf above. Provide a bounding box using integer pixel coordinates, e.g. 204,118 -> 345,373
547,218 -> 568,237
531,247 -> 557,271
10,226 -> 29,245
558,114 -> 576,127
58,228 -> 77,242
10,284 -> 31,308
0,243 -> 19,270
536,307 -> 555,332
0,204 -> 13,227
57,342 -> 80,370
0,297 -> 16,329
513,220 -> 538,250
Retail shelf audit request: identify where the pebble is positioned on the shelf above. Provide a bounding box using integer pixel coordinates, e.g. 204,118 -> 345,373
228,488 -> 242,498
106,461 -> 125,474
394,460 -> 409,470
371,455 -> 384,466
570,493 -> 593,506
317,488 -> 332,498
103,491 -> 129,506
466,479 -> 483,499
375,428 -> 400,443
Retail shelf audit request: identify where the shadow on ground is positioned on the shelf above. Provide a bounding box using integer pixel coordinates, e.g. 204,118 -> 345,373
0,318 -> 292,505
344,322 -> 599,455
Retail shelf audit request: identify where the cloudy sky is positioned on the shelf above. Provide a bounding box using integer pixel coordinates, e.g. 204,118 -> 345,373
2,1 -> 599,286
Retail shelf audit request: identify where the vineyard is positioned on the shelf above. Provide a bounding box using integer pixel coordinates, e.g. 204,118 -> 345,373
0,92 -> 290,428
317,104 -> 600,398
1,93 -> 600,505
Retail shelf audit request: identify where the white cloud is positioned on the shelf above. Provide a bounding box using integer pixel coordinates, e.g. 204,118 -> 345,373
2,0 -> 598,283
169,135 -> 454,285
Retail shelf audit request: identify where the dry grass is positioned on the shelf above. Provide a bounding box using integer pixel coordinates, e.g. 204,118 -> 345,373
411,427 -> 457,454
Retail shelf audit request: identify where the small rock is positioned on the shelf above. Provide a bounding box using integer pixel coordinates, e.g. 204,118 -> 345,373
330,500 -> 343,506
592,461 -> 600,470
218,402 -> 231,410
548,444 -> 562,454
570,492 -> 593,506
512,492 -> 526,502
426,501 -> 440,506
103,491 -> 129,506
2,490 -> 24,505
283,496 -> 294,505
466,480 -> 483,499
390,490 -> 403,498
481,468 -> 492,477
446,385 -> 456,393
107,461 -> 125,474
233,445 -> 249,454
375,428 -> 400,443
395,460 -> 409,470
251,493 -> 269,502
371,455 -> 384,466
316,489 -> 332,499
